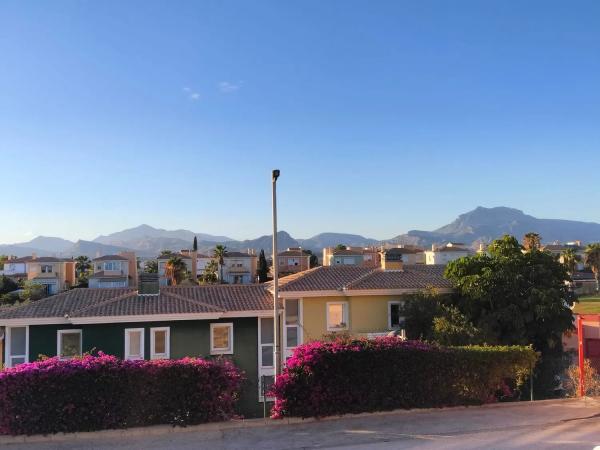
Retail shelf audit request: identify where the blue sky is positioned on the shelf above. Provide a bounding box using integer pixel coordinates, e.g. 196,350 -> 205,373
1,1 -> 599,243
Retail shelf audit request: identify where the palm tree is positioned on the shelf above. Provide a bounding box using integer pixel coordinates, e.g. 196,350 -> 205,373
522,232 -> 541,252
164,256 -> 187,286
75,256 -> 92,280
585,243 -> 600,293
562,248 -> 581,276
213,245 -> 227,283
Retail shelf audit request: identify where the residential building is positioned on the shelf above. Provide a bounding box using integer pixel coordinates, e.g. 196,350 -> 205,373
273,261 -> 453,357
26,257 -> 76,295
425,243 -> 472,265
2,256 -> 31,280
542,242 -> 586,271
157,252 -> 194,286
89,253 -> 137,288
194,253 -> 214,277
379,246 -> 425,265
0,257 -> 454,413
0,285 -> 275,417
221,251 -> 258,284
277,248 -> 311,275
322,246 -> 380,268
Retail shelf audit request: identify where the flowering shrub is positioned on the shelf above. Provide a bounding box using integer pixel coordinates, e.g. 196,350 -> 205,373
0,353 -> 243,435
270,338 -> 537,418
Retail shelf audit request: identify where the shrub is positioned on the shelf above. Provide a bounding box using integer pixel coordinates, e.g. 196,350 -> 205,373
0,353 -> 243,435
565,359 -> 600,397
270,338 -> 537,418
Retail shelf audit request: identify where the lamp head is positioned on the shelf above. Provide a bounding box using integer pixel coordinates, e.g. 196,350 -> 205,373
272,169 -> 280,181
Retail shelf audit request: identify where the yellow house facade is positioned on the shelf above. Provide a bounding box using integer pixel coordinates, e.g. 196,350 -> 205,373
273,258 -> 453,358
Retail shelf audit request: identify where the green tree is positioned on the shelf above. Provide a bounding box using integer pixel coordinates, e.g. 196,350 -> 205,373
561,248 -> 581,277
164,256 -> 188,286
159,250 -> 175,257
445,234 -> 575,395
401,288 -> 446,340
585,243 -> 600,293
257,249 -> 269,283
144,260 -> 158,273
21,281 -> 46,302
306,250 -> 319,268
522,232 -> 541,252
200,260 -> 219,284
432,305 -> 482,346
213,245 -> 227,283
0,276 -> 19,295
446,235 -> 574,348
0,255 -> 8,270
193,236 -> 198,251
334,244 -> 347,251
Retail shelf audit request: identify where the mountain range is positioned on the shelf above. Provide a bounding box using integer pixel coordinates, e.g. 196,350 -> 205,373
2,207 -> 600,258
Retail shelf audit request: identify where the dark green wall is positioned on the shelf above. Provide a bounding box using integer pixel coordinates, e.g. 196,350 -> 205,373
28,318 -> 265,418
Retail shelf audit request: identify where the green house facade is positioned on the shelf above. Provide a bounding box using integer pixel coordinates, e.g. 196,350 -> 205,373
0,286 -> 277,418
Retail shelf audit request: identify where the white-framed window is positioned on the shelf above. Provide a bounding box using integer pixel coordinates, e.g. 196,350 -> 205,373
57,330 -> 82,360
327,302 -> 349,331
343,257 -> 354,265
210,323 -> 234,355
104,261 -> 121,271
388,301 -> 405,330
284,298 -> 302,359
5,326 -> 28,367
41,264 -> 53,273
258,317 -> 275,402
150,327 -> 170,359
288,258 -> 299,266
259,317 -> 274,368
124,328 -> 145,360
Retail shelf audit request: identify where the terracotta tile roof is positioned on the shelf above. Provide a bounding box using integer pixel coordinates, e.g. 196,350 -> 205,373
278,249 -> 311,257
93,255 -> 129,261
277,265 -> 452,292
162,285 -> 273,312
0,289 -> 137,319
278,266 -> 374,292
5,256 -> 32,263
0,285 -> 275,321
346,265 -> 453,290
30,257 -> 72,263
384,247 -> 424,255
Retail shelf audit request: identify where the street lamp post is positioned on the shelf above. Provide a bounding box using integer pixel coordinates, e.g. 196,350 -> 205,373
272,169 -> 281,381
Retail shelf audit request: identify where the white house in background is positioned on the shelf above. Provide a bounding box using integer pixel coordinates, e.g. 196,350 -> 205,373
195,253 -> 214,276
2,256 -> 31,279
221,251 -> 257,284
425,243 -> 472,265
89,254 -> 134,288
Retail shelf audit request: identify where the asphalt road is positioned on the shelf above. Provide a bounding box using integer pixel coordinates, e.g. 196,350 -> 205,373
5,398 -> 600,449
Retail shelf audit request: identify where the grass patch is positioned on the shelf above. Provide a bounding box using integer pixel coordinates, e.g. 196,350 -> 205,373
574,295 -> 600,314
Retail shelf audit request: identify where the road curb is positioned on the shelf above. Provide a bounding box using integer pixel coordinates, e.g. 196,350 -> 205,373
0,397 -> 594,445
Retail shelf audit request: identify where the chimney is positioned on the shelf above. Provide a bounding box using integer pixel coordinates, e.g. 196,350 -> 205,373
431,244 -> 435,251
32,252 -> 37,260
380,249 -> 404,271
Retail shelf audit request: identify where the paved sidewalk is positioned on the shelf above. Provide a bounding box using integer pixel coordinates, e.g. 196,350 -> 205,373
3,398 -> 600,449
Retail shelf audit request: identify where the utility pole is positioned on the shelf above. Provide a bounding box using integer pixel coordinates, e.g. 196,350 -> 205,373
272,169 -> 281,381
